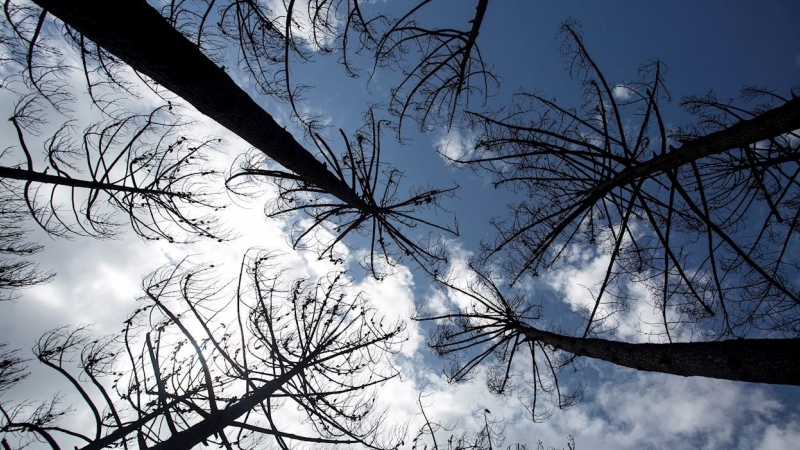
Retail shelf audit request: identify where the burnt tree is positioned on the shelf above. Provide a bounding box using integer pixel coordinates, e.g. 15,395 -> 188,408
0,251 -> 405,449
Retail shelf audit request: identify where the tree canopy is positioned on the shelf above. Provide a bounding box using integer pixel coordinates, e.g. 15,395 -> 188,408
1,0 -> 799,448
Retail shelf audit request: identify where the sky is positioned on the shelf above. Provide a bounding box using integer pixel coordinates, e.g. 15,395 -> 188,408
1,0 -> 800,449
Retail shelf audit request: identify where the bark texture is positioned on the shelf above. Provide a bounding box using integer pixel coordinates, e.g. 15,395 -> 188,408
521,327 -> 800,385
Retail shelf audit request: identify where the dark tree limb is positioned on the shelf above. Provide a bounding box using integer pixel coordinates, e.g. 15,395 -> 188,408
32,0 -> 370,210
29,0 -> 458,276
520,327 -> 800,386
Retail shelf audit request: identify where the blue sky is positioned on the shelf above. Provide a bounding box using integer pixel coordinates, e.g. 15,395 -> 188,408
1,0 -> 800,449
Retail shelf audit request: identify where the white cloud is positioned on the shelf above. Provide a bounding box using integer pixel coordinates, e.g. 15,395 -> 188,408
756,421 -> 800,450
353,259 -> 421,356
477,362 -> 791,449
435,127 -> 476,163
263,0 -> 340,51
612,84 -> 633,101
373,353 -> 798,450
544,238 -> 686,342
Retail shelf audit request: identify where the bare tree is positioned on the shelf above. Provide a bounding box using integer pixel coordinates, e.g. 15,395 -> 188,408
22,0 -> 461,277
364,0 -> 497,132
0,189 -> 53,300
421,21 -> 800,421
449,22 -> 800,340
419,264 -> 800,423
1,0 -> 231,298
0,251 -> 406,449
2,99 -> 227,242
418,265 -> 583,422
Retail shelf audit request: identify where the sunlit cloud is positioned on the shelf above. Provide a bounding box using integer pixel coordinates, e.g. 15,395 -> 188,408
435,127 -> 476,164
612,84 -> 633,101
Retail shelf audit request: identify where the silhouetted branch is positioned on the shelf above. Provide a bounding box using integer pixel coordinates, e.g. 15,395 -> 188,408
369,0 -> 497,132
31,0 -> 458,277
229,110 -> 459,278
416,264 -> 582,422
1,251 -> 406,449
457,21 -> 800,339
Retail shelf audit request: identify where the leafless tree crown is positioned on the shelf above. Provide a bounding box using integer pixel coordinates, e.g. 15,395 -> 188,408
0,252 -> 406,449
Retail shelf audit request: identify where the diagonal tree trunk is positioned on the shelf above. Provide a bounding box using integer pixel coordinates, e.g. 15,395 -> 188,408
586,96 -> 800,201
32,0 -> 371,211
559,97 -> 800,243
520,326 -> 800,385
146,358 -> 313,450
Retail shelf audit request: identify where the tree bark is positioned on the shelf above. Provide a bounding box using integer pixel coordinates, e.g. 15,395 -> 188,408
520,326 -> 800,385
31,0 -> 371,210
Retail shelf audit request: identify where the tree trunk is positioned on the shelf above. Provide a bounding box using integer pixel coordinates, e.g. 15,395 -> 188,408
77,353 -> 315,450
146,366 -> 304,450
31,0 -> 370,210
586,97 -> 800,204
520,326 -> 800,385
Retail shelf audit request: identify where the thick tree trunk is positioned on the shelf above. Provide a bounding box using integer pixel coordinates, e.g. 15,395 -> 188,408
520,326 -> 800,385
32,0 -> 370,210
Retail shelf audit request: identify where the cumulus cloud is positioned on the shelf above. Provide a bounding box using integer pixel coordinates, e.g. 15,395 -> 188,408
543,239 -> 684,342
353,260 -> 421,356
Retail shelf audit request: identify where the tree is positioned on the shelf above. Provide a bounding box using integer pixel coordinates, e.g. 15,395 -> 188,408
0,187 -> 53,301
17,0 -> 464,278
0,251 -> 405,449
4,0 -> 799,443
1,0 -> 233,298
0,98 -> 226,297
419,21 -> 800,419
365,0 -> 496,132
2,101 -> 227,242
420,263 -> 800,419
454,22 -> 800,340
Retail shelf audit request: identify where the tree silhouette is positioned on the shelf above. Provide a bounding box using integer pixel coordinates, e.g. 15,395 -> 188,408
365,0 -> 496,132
0,188 -> 53,300
418,265 -> 583,422
450,22 -> 800,340
2,100 -> 226,242
418,21 -> 800,420
420,263 -> 800,423
135,0 -> 495,134
1,0 -> 232,298
25,0 -> 460,277
3,0 -> 799,444
0,251 -> 405,449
